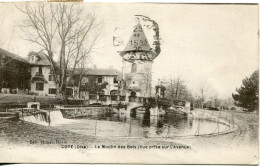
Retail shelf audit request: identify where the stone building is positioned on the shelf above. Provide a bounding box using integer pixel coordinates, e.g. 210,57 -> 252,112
0,48 -> 31,93
118,23 -> 158,100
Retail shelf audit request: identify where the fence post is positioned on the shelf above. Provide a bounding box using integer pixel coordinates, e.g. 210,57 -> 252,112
228,118 -> 230,130
217,119 -> 219,133
48,107 -> 51,126
95,119 -> 97,136
22,108 -> 24,121
129,117 -> 132,137
232,110 -> 235,128
198,118 -> 200,136
166,125 -> 170,138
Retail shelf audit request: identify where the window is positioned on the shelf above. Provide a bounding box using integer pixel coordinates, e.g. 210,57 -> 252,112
49,88 -> 57,94
131,63 -> 137,73
36,82 -> 44,91
39,66 -> 42,75
111,96 -> 117,101
49,75 -> 54,81
113,77 -> 118,83
110,90 -> 119,95
97,77 -> 103,83
65,88 -> 73,96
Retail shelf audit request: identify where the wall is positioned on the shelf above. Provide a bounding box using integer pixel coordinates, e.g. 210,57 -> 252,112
103,76 -> 119,95
30,66 -> 56,96
122,60 -> 153,97
0,54 -> 30,91
79,75 -> 119,99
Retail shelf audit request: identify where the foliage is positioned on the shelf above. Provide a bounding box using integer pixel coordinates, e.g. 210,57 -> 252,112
232,70 -> 259,112
82,82 -> 108,94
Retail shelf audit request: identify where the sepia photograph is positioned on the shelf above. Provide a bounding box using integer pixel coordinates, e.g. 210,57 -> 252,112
0,2 -> 258,164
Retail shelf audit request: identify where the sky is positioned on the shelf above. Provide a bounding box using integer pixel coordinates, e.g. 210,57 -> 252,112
0,3 -> 258,98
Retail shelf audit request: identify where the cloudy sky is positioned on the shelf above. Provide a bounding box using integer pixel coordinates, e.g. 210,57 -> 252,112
0,3 -> 258,98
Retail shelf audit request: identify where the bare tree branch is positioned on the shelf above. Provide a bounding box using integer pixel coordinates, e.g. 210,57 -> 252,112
18,3 -> 101,99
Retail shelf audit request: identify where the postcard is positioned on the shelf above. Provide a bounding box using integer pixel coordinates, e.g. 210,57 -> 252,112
0,2 -> 258,164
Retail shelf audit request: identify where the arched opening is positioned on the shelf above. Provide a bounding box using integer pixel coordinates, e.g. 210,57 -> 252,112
130,91 -> 136,97
110,90 -> 119,95
129,91 -> 137,102
131,63 -> 137,73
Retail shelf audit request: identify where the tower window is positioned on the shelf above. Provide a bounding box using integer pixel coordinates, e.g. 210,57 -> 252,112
131,63 -> 137,73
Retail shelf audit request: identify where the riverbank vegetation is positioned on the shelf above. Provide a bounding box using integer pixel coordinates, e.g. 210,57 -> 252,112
0,94 -> 62,106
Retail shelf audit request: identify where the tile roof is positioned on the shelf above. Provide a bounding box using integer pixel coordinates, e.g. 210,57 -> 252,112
28,51 -> 51,66
73,68 -> 122,76
0,48 -> 29,64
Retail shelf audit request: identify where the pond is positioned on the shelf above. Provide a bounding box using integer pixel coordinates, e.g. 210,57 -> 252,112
47,110 -> 230,138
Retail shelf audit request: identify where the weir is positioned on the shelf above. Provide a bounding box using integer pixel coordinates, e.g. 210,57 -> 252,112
22,110 -> 65,126
23,113 -> 49,126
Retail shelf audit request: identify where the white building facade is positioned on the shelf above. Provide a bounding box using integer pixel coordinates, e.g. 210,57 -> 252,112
29,52 -> 57,97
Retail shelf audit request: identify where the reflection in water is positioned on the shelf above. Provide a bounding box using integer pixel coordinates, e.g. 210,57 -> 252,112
142,111 -> 150,127
156,117 -> 164,134
130,109 -> 136,118
54,109 -> 229,138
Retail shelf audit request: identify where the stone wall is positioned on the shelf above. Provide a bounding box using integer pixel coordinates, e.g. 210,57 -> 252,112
60,107 -> 113,119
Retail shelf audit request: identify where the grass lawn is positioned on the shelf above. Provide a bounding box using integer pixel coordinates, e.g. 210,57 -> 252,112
0,93 -> 62,106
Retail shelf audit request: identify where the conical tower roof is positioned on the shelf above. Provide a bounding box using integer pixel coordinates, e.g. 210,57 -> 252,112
122,23 -> 151,52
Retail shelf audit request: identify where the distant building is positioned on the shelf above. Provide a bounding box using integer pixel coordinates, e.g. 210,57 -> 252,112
71,68 -> 122,101
0,48 -> 30,94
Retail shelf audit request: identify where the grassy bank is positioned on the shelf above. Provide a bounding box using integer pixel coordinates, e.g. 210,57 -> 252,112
0,94 -> 62,106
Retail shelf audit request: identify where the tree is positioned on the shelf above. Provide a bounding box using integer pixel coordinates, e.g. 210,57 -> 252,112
80,77 -> 108,95
18,3 -> 101,99
209,94 -> 220,108
232,70 -> 259,112
195,81 -> 211,108
165,77 -> 189,100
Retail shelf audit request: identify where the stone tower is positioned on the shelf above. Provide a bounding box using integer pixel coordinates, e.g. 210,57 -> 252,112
119,23 -> 158,98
